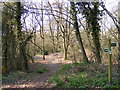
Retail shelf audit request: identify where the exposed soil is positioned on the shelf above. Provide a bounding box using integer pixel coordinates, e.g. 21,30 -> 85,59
2,53 -> 72,88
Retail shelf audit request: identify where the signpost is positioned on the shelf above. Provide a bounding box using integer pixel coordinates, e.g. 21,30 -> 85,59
111,43 -> 116,47
104,40 -> 116,84
108,39 -> 112,84
104,49 -> 108,52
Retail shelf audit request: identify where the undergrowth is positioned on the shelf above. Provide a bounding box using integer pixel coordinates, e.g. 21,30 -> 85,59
2,71 -> 33,84
2,66 -> 48,84
48,62 -> 120,88
37,67 -> 48,73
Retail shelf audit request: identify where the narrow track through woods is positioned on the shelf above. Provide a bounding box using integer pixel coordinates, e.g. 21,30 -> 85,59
2,53 -> 72,88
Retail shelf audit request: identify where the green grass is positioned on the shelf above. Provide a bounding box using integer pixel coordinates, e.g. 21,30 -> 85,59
37,67 -> 48,73
48,62 -> 120,88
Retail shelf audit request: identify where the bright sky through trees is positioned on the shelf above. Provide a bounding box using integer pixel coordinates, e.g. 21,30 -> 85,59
23,0 -> 119,31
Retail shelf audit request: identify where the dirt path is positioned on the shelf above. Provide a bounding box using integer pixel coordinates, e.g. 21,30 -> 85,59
2,53 -> 72,88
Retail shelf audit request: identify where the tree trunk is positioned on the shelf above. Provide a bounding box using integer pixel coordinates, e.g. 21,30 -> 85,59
43,38 -> 45,60
118,2 -> 120,75
118,27 -> 120,75
41,1 -> 45,60
64,45 -> 68,60
48,16 -> 55,53
4,41 -> 8,74
56,24 -> 60,51
92,31 -> 101,63
21,43 -> 28,71
33,31 -> 36,56
16,1 -> 23,70
70,2 -> 88,63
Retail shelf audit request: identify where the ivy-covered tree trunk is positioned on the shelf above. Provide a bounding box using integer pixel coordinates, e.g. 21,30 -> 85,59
16,1 -> 29,71
90,3 -> 101,63
70,2 -> 89,63
92,30 -> 101,63
77,2 -> 102,63
3,39 -> 8,74
2,4 -> 17,73
21,43 -> 28,71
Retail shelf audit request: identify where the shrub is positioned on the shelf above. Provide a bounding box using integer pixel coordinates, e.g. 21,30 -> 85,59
44,50 -> 49,55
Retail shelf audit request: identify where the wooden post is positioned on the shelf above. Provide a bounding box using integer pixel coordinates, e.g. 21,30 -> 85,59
108,39 -> 112,84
